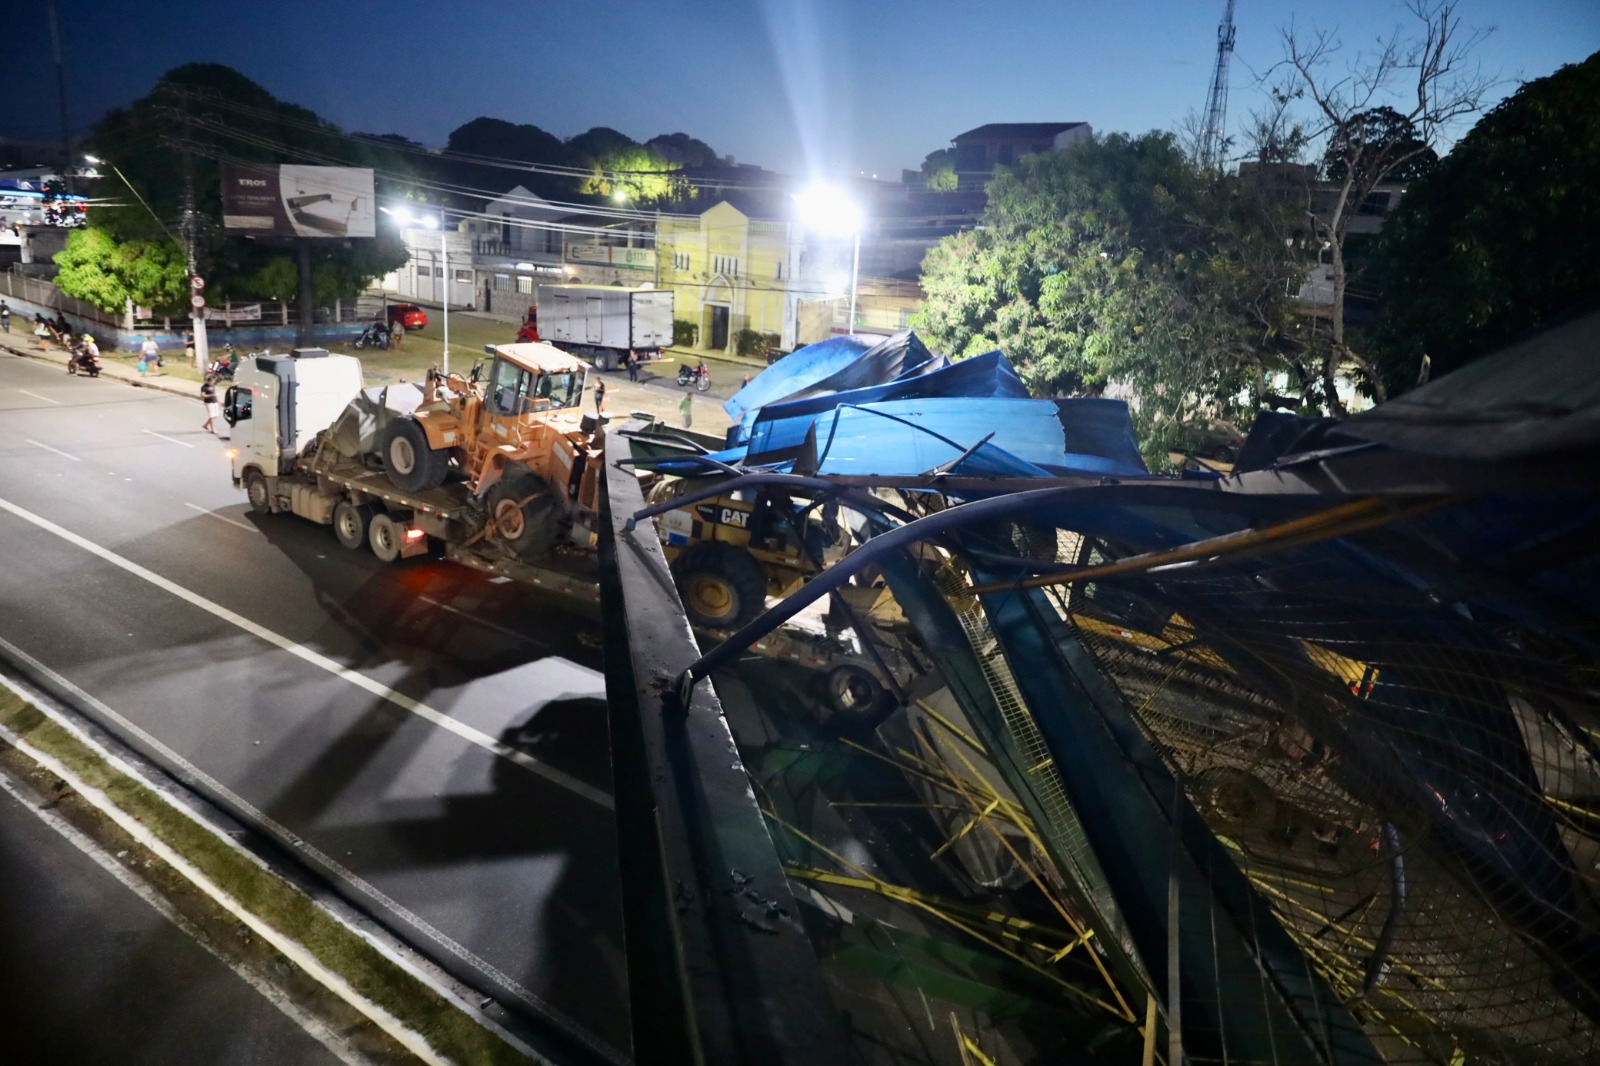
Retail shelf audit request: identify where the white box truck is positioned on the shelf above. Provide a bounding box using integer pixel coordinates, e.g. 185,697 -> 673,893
535,284 -> 673,372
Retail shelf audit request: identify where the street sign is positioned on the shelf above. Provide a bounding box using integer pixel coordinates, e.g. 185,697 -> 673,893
191,294 -> 206,309
190,275 -> 205,291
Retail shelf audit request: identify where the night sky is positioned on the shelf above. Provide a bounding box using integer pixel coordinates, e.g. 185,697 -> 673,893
4,0 -> 1597,179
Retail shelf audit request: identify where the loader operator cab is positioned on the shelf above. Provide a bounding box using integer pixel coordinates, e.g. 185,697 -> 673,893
487,354 -> 582,415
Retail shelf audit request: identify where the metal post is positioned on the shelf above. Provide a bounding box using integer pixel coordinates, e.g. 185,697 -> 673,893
297,240 -> 314,348
441,222 -> 449,375
179,103 -> 210,370
847,228 -> 860,337
47,0 -> 70,196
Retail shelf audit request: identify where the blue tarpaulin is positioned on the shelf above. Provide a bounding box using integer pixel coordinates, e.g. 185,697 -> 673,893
723,335 -> 871,421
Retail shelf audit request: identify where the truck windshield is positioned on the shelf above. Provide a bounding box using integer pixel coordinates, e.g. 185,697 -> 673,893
535,371 -> 581,410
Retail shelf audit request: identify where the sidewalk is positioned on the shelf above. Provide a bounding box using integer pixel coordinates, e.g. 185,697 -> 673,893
0,330 -> 203,400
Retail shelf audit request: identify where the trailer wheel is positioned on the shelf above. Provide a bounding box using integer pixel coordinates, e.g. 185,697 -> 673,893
824,665 -> 884,719
672,542 -> 767,629
368,513 -> 402,563
244,470 -> 272,515
383,417 -> 447,493
332,500 -> 374,550
489,473 -> 561,558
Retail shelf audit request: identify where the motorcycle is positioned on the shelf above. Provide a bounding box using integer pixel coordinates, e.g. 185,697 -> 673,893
677,361 -> 712,393
354,321 -> 391,350
66,342 -> 101,378
207,346 -> 241,380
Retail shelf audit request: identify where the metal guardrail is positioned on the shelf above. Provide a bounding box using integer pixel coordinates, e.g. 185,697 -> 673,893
597,450 -> 854,1065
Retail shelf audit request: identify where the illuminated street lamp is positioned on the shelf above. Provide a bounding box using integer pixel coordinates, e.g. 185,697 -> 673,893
381,205 -> 450,374
794,184 -> 862,336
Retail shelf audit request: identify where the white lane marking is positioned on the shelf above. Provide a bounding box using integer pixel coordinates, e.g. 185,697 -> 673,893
26,438 -> 80,462
0,756 -> 373,1066
19,389 -> 60,405
184,501 -> 258,533
143,428 -> 195,449
0,651 -> 587,1055
0,494 -> 612,810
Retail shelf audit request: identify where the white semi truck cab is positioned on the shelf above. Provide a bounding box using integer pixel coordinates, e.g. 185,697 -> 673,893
226,348 -> 364,509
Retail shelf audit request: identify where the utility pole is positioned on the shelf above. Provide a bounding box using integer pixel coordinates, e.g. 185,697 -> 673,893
178,93 -> 210,370
47,0 -> 71,194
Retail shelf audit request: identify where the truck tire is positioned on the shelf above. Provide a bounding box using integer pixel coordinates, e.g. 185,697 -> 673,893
383,417 -> 447,493
671,542 -> 767,629
332,500 -> 374,550
824,665 -> 884,719
489,472 -> 561,558
368,512 -> 402,563
244,470 -> 273,515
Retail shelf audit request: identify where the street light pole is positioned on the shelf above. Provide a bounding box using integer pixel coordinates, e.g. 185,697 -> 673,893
847,228 -> 860,337
441,221 -> 449,376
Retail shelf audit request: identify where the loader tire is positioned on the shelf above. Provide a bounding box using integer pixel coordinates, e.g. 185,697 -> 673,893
824,665 -> 884,719
383,417 -> 447,493
672,542 -> 767,629
489,472 -> 561,558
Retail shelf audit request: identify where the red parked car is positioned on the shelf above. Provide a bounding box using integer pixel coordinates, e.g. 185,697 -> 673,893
386,303 -> 428,330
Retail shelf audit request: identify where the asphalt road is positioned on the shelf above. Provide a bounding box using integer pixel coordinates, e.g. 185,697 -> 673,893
0,768 -> 346,1066
0,350 -> 630,1064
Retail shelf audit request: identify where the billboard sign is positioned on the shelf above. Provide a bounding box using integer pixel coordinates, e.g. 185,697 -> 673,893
221,165 -> 375,238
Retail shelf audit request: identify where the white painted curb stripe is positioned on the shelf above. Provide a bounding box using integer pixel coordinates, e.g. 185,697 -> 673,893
0,493 -> 612,811
0,720 -> 454,1066
0,761 -> 372,1066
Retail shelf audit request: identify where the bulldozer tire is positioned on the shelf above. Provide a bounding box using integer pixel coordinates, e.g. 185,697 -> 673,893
489,473 -> 561,558
332,500 -> 374,550
368,512 -> 402,563
244,470 -> 272,515
671,542 -> 767,629
383,417 -> 447,493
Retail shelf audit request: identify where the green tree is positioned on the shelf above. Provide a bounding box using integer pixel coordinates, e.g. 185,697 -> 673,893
1273,0 -> 1493,410
913,132 -> 1312,464
87,63 -> 409,304
1372,51 -> 1600,391
919,148 -> 957,191
55,226 -> 189,313
647,132 -> 718,167
1321,106 -> 1438,184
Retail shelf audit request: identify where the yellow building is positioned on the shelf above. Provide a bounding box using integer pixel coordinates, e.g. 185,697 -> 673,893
657,200 -> 928,355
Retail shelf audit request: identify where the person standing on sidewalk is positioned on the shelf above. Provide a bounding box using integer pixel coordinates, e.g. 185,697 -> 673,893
140,335 -> 161,375
0,301 -> 10,333
679,390 -> 693,428
200,376 -> 220,435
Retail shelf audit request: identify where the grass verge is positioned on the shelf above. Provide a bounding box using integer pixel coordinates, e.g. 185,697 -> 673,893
0,685 -> 544,1066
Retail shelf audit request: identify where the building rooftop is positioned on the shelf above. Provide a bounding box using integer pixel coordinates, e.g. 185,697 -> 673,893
952,122 -> 1088,142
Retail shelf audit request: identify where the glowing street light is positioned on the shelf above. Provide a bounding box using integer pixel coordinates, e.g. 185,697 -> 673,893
794,183 -> 863,336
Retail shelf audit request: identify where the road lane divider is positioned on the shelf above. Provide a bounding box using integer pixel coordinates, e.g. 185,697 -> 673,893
0,493 -> 613,811
25,438 -> 80,461
19,389 -> 61,405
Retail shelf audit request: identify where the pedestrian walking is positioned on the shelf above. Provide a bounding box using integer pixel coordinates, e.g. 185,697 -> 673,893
200,376 -> 220,434
626,350 -> 639,382
1,301 -> 10,333
679,390 -> 693,428
140,335 -> 161,375
390,320 -> 404,349
594,378 -> 607,415
34,315 -> 51,350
